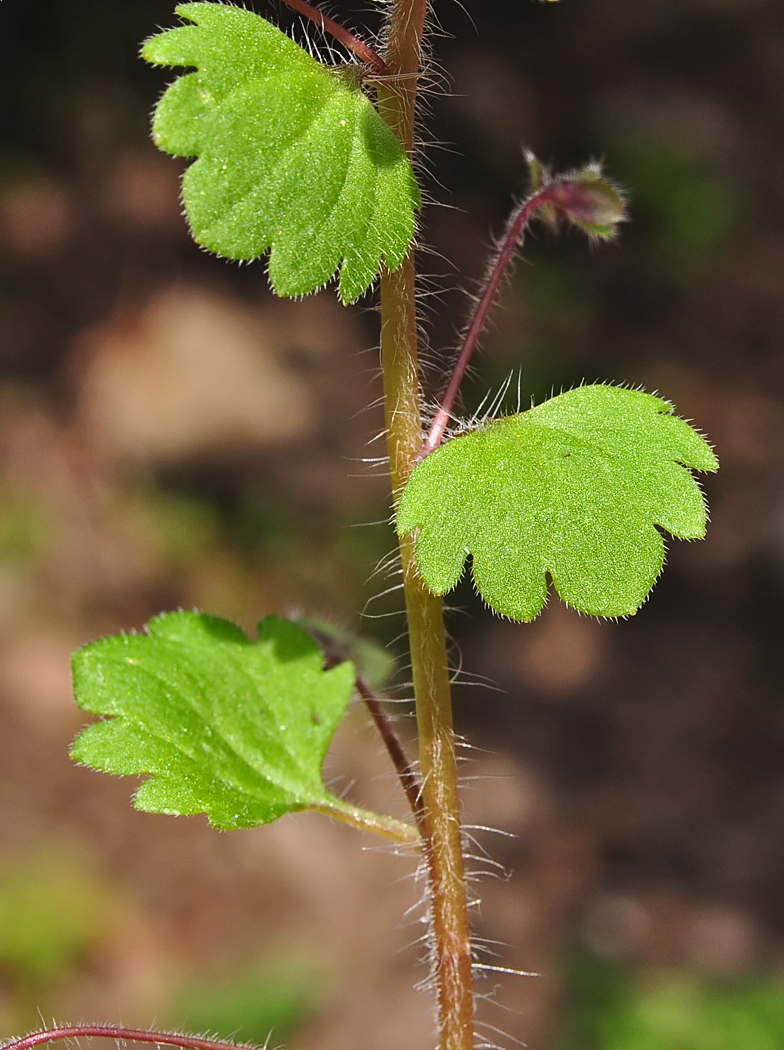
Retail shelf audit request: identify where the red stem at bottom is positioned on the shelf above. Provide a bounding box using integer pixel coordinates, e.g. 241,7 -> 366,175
3,1027 -> 250,1050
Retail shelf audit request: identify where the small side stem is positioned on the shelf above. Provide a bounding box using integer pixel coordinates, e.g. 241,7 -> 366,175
375,4 -> 475,1050
305,624 -> 424,831
356,677 -> 426,835
420,184 -> 559,459
278,0 -> 392,76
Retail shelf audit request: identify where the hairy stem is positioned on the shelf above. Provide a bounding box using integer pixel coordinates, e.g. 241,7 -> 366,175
278,0 -> 391,75
376,4 -> 475,1050
2,1027 -> 252,1050
420,184 -> 560,458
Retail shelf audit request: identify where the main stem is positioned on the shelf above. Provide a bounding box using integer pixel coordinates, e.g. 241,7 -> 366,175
376,5 -> 474,1050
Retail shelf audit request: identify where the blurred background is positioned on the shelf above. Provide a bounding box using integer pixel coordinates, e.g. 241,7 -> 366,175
1,0 -> 784,1048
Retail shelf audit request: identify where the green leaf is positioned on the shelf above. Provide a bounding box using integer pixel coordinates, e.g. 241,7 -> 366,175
142,3 -> 420,303
397,385 -> 718,621
71,612 -> 359,829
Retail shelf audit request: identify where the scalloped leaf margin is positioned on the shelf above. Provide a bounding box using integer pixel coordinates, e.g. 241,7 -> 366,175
71,612 -> 357,829
397,384 -> 719,621
143,2 -> 420,303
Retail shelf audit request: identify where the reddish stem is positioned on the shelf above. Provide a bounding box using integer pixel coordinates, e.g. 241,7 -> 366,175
305,625 -> 424,833
355,676 -> 425,834
3,1027 -> 250,1050
278,0 -> 392,76
419,184 -> 560,460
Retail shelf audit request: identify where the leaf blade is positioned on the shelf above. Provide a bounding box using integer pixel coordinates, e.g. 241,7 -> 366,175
397,385 -> 718,621
71,613 -> 356,829
142,3 -> 420,302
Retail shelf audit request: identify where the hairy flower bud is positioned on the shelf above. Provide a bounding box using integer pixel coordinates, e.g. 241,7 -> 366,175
548,167 -> 626,239
525,154 -> 626,240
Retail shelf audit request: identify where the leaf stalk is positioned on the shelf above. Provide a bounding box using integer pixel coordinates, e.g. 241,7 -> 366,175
356,676 -> 427,836
277,0 -> 392,76
312,797 -> 421,844
304,624 -> 425,830
420,184 -> 561,460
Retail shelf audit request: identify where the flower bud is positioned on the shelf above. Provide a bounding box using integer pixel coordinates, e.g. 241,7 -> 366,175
547,167 -> 626,239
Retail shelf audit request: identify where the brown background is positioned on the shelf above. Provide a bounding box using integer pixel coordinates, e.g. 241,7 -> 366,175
1,1 -> 784,1048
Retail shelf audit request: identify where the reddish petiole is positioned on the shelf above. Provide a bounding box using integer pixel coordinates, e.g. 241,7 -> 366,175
419,184 -> 561,460
278,0 -> 392,76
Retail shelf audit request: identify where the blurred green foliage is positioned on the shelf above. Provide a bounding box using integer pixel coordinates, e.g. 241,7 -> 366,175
0,480 -> 53,566
171,959 -> 322,1044
230,491 -> 304,559
561,951 -> 784,1050
296,615 -> 395,689
611,145 -> 736,260
138,484 -> 219,569
0,842 -> 113,988
526,261 -> 591,326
